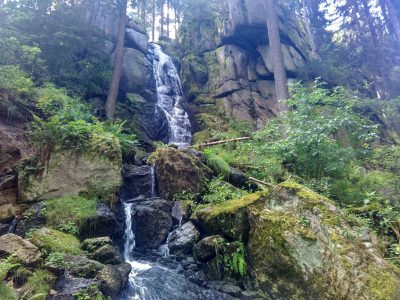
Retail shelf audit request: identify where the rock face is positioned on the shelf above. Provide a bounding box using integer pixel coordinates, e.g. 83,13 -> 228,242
246,182 -> 400,299
152,147 -> 212,200
18,151 -> 121,203
121,165 -> 155,200
168,221 -> 200,256
179,0 -> 309,136
0,233 -> 41,264
125,28 -> 148,54
130,197 -> 173,249
120,48 -> 149,94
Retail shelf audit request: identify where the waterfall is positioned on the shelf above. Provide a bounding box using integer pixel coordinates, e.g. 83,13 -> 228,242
150,165 -> 156,198
152,44 -> 191,147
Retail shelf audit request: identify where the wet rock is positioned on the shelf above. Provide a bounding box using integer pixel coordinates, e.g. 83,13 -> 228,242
168,221 -> 200,256
14,202 -> 45,237
121,165 -> 155,200
0,233 -> 41,264
0,222 -> 10,235
124,266 -> 235,300
151,147 -> 212,200
125,28 -> 148,54
82,237 -> 112,252
97,263 -> 132,297
132,198 -> 173,249
81,203 -> 122,239
49,276 -> 100,300
90,244 -> 123,265
171,200 -> 192,225
193,235 -> 225,263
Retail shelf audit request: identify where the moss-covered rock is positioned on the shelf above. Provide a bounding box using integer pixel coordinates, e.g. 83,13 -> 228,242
29,228 -> 82,255
191,191 -> 269,241
18,150 -> 122,203
246,182 -> 400,299
150,147 -> 212,200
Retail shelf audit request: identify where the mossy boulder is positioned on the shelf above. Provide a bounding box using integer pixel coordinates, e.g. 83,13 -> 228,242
18,150 -> 122,203
246,182 -> 400,300
29,228 -> 82,255
191,191 -> 269,241
150,147 -> 212,200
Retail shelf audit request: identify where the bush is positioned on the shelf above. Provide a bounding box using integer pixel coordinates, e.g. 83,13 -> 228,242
30,85 -> 137,159
203,177 -> 248,204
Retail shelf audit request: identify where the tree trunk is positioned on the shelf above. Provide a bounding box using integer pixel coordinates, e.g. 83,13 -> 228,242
265,0 -> 289,112
141,0 -> 146,27
361,0 -> 386,99
105,0 -> 127,120
166,0 -> 170,38
152,0 -> 156,41
160,1 -> 165,37
385,0 -> 400,42
300,0 -> 320,60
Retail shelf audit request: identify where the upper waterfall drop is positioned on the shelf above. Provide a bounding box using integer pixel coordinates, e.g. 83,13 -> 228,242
151,43 -> 191,147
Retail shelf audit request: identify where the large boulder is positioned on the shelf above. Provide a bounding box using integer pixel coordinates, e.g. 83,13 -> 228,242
97,263 -> 132,297
168,221 -> 200,256
90,244 -> 123,265
125,28 -> 148,54
191,191 -> 268,241
193,235 -> 225,263
65,254 -> 104,279
131,198 -> 173,249
120,48 -> 149,94
18,151 -> 121,203
247,182 -> 400,299
0,233 -> 41,264
151,147 -> 212,200
121,165 -> 155,200
81,203 -> 122,239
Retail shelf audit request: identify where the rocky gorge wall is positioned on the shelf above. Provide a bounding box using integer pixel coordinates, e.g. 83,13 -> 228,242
178,0 -> 310,141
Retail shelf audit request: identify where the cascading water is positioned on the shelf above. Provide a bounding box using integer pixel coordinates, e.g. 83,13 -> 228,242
120,45 -> 229,300
151,43 -> 191,147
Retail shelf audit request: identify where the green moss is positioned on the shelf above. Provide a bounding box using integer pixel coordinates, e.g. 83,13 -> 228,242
363,266 -> 400,300
193,191 -> 269,222
43,195 -> 97,233
20,270 -> 55,300
29,228 -> 82,255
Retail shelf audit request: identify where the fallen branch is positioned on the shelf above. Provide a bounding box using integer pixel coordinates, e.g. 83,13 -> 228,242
192,137 -> 251,149
248,176 -> 274,188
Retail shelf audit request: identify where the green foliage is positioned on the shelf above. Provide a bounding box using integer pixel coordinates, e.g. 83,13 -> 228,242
45,252 -> 69,268
74,284 -> 108,300
203,177 -> 248,204
215,241 -> 247,278
0,255 -> 20,280
0,283 -> 17,300
20,270 -> 55,300
43,196 -> 97,234
30,85 -> 137,159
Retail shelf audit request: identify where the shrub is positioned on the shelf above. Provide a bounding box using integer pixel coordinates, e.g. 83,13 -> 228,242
203,177 -> 248,204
